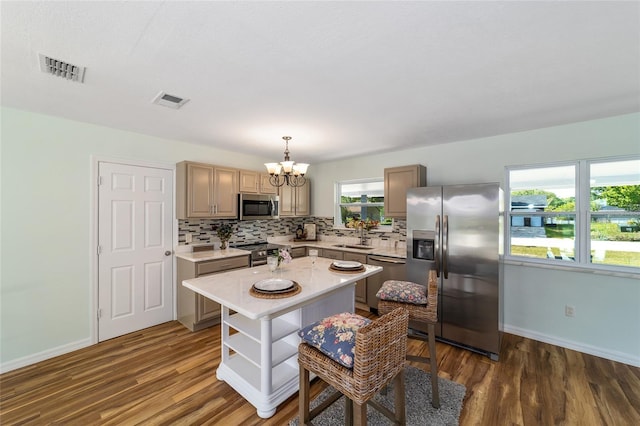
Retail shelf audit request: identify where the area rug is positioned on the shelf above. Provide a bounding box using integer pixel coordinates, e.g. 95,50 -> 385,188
289,365 -> 466,425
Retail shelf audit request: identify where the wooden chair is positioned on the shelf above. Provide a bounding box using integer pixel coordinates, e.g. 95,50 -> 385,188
298,308 -> 409,426
377,269 -> 440,408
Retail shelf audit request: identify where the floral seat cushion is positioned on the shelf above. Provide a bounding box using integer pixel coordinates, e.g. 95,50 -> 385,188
376,280 -> 428,305
298,312 -> 371,369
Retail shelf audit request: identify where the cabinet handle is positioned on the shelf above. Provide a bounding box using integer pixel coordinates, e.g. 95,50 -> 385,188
165,251 -> 172,256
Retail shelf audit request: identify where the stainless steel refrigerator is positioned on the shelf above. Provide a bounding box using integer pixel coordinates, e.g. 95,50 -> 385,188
406,183 -> 503,360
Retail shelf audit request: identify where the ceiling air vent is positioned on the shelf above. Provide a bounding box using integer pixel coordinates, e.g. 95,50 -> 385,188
152,91 -> 189,109
38,53 -> 85,83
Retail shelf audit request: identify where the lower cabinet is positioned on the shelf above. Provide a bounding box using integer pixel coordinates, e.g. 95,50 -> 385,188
288,246 -> 307,258
343,252 -> 368,304
177,255 -> 250,331
319,248 -> 344,261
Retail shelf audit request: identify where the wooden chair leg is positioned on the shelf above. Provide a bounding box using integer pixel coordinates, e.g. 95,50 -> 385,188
299,364 -> 310,425
353,401 -> 367,426
394,369 -> 406,425
428,323 -> 440,408
345,398 -> 353,426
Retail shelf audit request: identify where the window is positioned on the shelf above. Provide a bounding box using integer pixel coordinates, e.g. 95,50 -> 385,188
506,157 -> 639,271
334,179 -> 390,229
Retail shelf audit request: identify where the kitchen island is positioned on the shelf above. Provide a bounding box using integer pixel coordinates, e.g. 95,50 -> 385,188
182,256 -> 382,418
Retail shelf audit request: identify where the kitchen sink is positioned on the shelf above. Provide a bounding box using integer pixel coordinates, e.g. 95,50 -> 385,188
332,244 -> 374,250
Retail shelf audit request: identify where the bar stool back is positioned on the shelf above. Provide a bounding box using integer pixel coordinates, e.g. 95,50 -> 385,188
377,269 -> 440,408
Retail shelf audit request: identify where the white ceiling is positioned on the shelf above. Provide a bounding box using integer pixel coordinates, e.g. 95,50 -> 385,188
1,1 -> 639,164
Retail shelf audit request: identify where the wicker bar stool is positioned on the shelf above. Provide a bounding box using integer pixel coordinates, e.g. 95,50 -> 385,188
377,269 -> 440,408
298,308 -> 409,426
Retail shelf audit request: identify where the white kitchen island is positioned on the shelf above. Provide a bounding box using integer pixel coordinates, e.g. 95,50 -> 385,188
182,256 -> 382,418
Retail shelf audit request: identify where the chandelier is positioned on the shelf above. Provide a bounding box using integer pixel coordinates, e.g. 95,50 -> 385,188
264,136 -> 309,187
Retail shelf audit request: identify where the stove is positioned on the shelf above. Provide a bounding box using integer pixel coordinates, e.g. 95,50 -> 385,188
230,241 -> 284,266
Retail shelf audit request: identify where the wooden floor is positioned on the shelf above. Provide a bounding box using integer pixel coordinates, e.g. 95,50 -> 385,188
2,313 -> 639,425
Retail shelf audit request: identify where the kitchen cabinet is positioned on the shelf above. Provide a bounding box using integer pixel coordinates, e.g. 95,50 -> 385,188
343,252 -> 368,304
288,246 -> 307,258
239,170 -> 277,195
176,161 -> 239,219
177,255 -> 250,331
384,165 -> 426,218
279,180 -> 310,217
319,248 -> 343,261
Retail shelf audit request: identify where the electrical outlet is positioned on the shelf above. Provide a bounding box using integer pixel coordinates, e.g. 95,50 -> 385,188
565,305 -> 575,317
185,233 -> 193,243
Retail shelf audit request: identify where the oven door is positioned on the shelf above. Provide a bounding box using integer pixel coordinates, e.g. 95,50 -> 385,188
238,194 -> 279,220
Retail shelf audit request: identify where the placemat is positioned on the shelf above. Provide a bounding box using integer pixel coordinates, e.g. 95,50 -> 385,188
249,281 -> 302,299
328,265 -> 366,274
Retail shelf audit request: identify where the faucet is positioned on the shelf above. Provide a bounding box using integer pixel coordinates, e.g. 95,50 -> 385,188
359,226 -> 369,246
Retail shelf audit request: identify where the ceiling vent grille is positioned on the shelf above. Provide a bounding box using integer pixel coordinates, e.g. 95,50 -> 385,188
152,91 -> 189,109
38,53 -> 85,82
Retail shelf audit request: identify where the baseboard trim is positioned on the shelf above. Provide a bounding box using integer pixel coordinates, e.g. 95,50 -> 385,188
503,324 -> 640,368
0,338 -> 92,374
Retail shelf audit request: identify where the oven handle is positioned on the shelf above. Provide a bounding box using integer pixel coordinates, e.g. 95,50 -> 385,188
252,259 -> 267,267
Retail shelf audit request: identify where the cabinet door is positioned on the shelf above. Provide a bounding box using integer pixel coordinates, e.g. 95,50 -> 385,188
198,296 -> 221,322
259,174 -> 278,194
344,252 -> 368,304
295,181 -> 310,216
187,163 -> 214,218
278,185 -> 295,216
278,181 -> 310,216
321,249 -> 344,261
239,170 -> 259,193
213,167 -> 239,218
384,165 -> 426,218
290,247 -> 307,258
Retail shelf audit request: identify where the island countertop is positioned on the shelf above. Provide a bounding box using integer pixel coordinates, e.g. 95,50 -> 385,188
182,256 -> 382,320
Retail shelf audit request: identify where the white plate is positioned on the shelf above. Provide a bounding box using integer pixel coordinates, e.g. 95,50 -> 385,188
254,278 -> 295,292
332,260 -> 362,269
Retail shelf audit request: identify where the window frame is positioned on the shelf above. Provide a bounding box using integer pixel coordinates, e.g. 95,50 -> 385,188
334,178 -> 392,231
505,155 -> 639,275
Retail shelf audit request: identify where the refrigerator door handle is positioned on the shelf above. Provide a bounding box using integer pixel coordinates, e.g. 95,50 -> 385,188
443,214 -> 449,279
435,214 -> 441,278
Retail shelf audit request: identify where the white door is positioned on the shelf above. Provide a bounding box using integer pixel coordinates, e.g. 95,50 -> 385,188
98,162 -> 173,341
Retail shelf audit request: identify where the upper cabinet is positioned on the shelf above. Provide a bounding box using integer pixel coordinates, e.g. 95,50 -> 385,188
279,180 -> 311,217
384,165 -> 426,218
176,161 -> 239,219
239,169 -> 277,195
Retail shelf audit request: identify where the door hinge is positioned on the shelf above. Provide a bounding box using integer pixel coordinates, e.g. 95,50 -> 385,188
97,245 -> 102,255
97,308 -> 102,319
97,176 -> 103,186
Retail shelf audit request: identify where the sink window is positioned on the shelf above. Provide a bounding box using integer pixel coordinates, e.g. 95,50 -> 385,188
334,178 -> 391,230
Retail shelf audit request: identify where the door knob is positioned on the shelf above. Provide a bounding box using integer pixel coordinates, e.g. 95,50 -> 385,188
165,251 -> 172,256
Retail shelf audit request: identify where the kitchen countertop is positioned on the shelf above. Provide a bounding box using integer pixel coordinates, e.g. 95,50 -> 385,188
175,247 -> 251,262
274,239 -> 407,259
175,238 -> 407,263
183,256 -> 381,320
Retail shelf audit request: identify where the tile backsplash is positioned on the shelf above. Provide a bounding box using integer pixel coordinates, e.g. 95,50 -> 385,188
178,217 -> 406,247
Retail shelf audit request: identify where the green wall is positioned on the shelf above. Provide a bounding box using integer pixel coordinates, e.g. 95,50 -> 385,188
1,107 -> 639,370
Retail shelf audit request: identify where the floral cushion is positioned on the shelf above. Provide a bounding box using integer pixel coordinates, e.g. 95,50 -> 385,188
376,280 -> 428,305
298,312 -> 371,369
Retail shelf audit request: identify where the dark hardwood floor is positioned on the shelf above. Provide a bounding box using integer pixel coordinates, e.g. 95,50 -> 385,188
2,312 -> 639,425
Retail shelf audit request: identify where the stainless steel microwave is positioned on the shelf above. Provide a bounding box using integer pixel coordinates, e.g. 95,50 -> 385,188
238,193 -> 279,220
